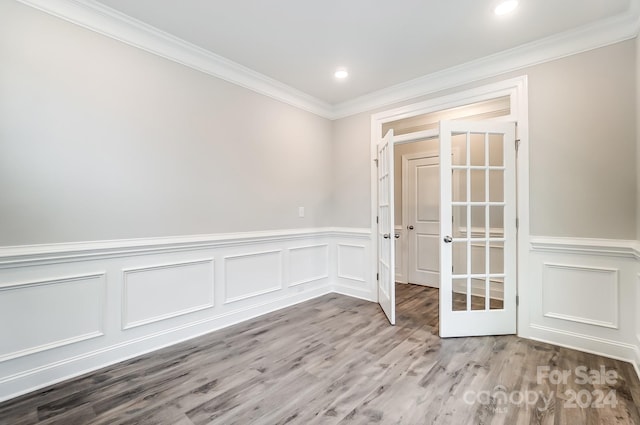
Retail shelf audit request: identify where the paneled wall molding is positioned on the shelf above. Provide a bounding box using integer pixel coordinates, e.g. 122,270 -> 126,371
0,227 -> 370,269
530,236 -> 639,259
0,273 -> 106,363
0,227 -> 372,402
529,235 -> 640,383
15,0 -> 640,120
122,259 -> 215,330
541,263 -> 619,329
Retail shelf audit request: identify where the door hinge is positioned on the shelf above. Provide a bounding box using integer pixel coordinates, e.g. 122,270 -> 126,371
376,216 -> 379,224
376,273 -> 379,281
516,218 -> 519,229
515,139 -> 521,153
516,295 -> 519,306
374,158 -> 379,167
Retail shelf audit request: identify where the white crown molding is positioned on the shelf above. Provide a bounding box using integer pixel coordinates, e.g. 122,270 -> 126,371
0,227 -> 371,268
332,4 -> 640,119
530,236 -> 640,259
15,0 -> 335,118
15,0 -> 640,120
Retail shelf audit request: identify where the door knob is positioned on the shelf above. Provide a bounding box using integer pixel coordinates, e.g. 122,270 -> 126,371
383,233 -> 390,239
407,225 -> 414,230
394,234 -> 400,239
443,235 -> 453,243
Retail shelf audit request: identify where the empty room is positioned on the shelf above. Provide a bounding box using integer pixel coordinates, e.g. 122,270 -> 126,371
1,0 -> 640,423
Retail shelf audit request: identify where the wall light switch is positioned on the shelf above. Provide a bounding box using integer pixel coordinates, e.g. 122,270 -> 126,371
298,206 -> 305,218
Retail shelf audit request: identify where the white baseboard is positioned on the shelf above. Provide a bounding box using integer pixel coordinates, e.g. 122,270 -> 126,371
529,324 -> 639,367
333,284 -> 376,302
633,344 -> 640,382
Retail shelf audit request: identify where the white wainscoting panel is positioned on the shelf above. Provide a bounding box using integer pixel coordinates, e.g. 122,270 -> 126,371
542,263 -> 619,329
0,273 -> 105,362
528,237 -> 639,378
288,245 -> 329,287
122,259 -> 214,329
333,231 -> 374,301
224,250 -> 283,304
337,244 -> 366,283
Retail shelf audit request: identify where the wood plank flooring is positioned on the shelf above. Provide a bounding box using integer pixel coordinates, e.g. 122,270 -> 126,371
1,283 -> 639,424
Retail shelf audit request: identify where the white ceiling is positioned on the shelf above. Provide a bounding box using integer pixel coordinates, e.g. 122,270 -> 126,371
94,0 -> 633,105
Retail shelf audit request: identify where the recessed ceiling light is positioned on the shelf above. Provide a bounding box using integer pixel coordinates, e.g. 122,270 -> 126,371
334,68 -> 348,79
494,0 -> 518,15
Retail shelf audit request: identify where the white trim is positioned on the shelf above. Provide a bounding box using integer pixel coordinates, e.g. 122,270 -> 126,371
0,273 -> 106,362
531,236 -> 639,259
15,0 -> 333,118
541,263 -> 620,330
121,259 -> 215,330
394,129 -> 440,145
332,6 -> 640,118
0,227 -> 370,268
0,332 -> 105,364
223,250 -> 284,304
0,284 -> 332,403
287,244 -> 330,287
14,0 -> 640,120
0,271 -> 105,290
529,324 -> 639,366
0,227 -> 374,402
634,342 -> 640,382
337,243 -> 367,283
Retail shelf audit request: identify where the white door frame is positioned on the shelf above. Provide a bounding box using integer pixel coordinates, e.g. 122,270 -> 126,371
401,150 -> 439,286
370,75 -> 530,337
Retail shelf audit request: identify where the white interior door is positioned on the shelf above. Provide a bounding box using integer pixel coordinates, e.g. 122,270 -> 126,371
407,156 -> 440,287
377,129 -> 395,325
439,120 -> 516,337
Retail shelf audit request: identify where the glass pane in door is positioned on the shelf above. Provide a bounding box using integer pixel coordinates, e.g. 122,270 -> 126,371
471,278 -> 487,311
452,278 -> 468,311
490,279 -> 505,310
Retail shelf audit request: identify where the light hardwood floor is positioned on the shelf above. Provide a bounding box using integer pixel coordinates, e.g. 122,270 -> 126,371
1,283 -> 639,424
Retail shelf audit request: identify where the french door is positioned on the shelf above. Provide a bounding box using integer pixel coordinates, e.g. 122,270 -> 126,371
377,129 -> 395,324
439,120 -> 517,337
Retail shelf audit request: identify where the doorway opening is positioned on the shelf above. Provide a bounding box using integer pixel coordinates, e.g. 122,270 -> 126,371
371,76 -> 529,339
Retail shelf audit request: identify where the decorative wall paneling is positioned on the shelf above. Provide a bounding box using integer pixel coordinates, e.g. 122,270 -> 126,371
529,237 -> 640,378
0,228 -> 371,402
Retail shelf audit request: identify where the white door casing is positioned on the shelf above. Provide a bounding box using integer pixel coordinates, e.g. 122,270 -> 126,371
439,120 -> 517,337
377,129 -> 395,324
406,155 -> 440,287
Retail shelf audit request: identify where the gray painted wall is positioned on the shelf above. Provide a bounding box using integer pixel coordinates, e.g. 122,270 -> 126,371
1,1 -> 637,246
0,1 -> 333,245
333,40 -> 637,240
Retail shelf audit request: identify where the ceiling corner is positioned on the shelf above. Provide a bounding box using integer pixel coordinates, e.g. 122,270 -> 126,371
14,0 -> 336,119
